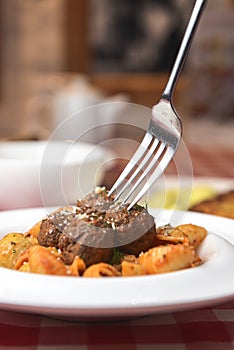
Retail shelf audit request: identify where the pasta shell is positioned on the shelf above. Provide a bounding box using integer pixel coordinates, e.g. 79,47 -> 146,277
121,261 -> 143,276
28,246 -> 67,275
14,250 -> 29,270
0,233 -> 38,269
139,244 -> 195,274
67,256 -> 86,276
83,263 -> 120,277
156,226 -> 189,246
18,262 -> 30,272
177,224 -> 207,249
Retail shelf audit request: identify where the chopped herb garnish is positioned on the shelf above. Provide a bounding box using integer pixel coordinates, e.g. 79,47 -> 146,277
110,248 -> 124,265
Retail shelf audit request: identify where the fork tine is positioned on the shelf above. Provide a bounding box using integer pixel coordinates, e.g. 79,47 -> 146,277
108,132 -> 153,196
114,137 -> 160,202
127,146 -> 174,210
121,142 -> 166,205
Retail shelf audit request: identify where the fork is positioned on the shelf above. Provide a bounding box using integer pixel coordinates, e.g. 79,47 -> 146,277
108,0 -> 207,210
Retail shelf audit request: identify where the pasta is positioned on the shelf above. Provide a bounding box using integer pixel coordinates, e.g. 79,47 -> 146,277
122,261 -> 143,276
83,263 -> 121,277
27,246 -> 67,276
176,224 -> 207,249
0,233 -> 38,269
0,190 -> 208,278
0,221 -> 207,278
138,244 -> 195,275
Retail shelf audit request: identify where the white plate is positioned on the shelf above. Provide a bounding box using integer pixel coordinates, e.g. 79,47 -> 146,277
0,207 -> 233,320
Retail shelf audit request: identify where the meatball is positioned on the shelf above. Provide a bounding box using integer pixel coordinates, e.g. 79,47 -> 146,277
38,208 -> 75,247
58,217 -> 114,266
38,188 -> 157,267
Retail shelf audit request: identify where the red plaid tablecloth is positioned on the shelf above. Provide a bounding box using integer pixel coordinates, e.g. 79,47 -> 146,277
185,120 -> 234,179
0,301 -> 234,349
187,145 -> 234,179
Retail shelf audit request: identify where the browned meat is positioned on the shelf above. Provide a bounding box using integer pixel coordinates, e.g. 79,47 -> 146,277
38,188 -> 157,267
103,203 -> 157,255
75,188 -> 157,255
58,217 -> 114,266
38,208 -> 75,247
116,210 -> 157,255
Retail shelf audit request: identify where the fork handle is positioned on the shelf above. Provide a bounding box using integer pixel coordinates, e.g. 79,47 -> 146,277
162,0 -> 207,102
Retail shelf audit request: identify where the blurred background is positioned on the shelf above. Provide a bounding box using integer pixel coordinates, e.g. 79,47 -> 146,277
0,0 -> 233,141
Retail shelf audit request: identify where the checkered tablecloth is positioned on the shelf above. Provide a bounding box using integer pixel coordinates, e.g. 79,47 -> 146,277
0,301 -> 234,349
187,145 -> 234,179
185,120 -> 234,179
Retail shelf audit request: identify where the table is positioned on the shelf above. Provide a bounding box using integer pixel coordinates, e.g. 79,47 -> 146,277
0,301 -> 234,349
0,120 -> 233,349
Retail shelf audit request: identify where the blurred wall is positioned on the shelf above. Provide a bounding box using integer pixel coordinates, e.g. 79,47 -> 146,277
186,0 -> 234,121
0,0 -> 66,137
0,0 -> 233,139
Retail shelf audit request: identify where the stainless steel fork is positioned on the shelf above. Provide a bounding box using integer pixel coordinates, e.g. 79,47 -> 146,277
109,0 -> 207,210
